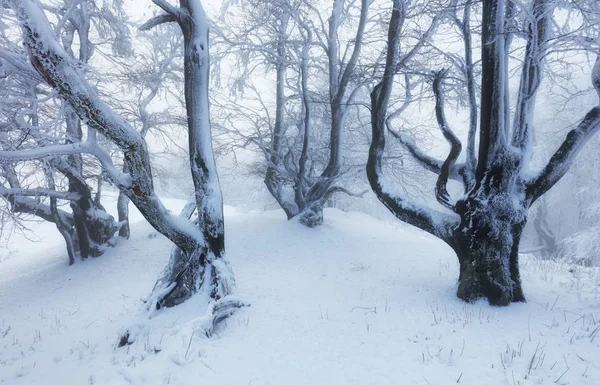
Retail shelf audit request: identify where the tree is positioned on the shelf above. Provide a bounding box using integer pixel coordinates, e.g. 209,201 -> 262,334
215,0 -> 369,227
0,1 -> 125,264
2,0 -> 242,328
368,0 -> 600,305
111,23 -> 186,239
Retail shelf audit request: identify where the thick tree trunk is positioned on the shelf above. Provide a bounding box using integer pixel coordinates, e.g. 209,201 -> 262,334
64,172 -> 119,258
82,202 -> 119,256
152,238 -> 235,309
453,194 -> 527,305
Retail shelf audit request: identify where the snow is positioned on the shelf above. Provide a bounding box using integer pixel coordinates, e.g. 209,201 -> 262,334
1,194 -> 599,385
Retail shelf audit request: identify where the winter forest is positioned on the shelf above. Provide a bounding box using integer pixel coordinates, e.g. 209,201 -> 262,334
0,0 -> 599,383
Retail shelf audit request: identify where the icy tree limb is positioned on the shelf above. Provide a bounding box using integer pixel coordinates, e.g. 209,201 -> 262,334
334,0 -> 368,107
295,25 -> 312,208
139,13 -> 178,31
432,70 -> 462,212
527,58 -> 600,201
0,187 -> 73,225
476,0 -> 509,184
320,0 -> 368,179
13,0 -> 205,252
0,48 -> 44,82
511,0 -> 551,151
387,129 -> 466,182
526,106 -> 600,202
151,0 -> 181,17
367,0 -> 458,242
44,164 -> 77,264
0,187 -> 79,201
1,163 -> 75,230
323,186 -> 368,202
455,1 -> 478,174
0,142 -> 127,188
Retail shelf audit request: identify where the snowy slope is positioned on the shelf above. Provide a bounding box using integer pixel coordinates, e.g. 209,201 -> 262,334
0,196 -> 599,385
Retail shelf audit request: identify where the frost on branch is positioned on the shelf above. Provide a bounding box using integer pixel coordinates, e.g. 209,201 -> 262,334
12,0 -> 243,327
368,0 -> 600,305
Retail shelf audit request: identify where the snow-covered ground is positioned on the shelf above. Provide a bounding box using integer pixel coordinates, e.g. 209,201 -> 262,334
1,195 -> 599,385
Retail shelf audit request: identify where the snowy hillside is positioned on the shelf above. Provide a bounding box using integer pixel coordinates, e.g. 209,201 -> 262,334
1,197 -> 599,385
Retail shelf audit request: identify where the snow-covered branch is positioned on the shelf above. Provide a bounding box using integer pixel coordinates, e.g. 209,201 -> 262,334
13,0 -> 205,253
432,70 -> 461,212
475,0 -> 509,183
139,13 -> 178,31
526,57 -> 600,201
511,0 -> 551,152
527,106 -> 600,201
151,0 -> 181,17
387,129 -> 466,183
367,0 -> 458,242
0,187 -> 79,201
0,142 -> 128,188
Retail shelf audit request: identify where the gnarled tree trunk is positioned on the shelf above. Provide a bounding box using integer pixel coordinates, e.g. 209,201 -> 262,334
453,190 -> 527,305
11,0 -> 243,327
367,0 -> 600,306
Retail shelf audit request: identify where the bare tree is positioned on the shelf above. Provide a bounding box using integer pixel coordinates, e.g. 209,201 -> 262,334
0,2 -> 124,264
215,0 -> 369,227
368,0 -> 600,305
1,0 -> 243,327
111,24 -> 186,239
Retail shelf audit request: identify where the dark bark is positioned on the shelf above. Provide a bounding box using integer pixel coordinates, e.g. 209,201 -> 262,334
298,202 -> 324,228
453,191 -> 527,305
476,0 -> 508,185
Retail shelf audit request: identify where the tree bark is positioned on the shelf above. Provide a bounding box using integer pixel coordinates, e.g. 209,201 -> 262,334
453,193 -> 527,305
146,0 -> 235,310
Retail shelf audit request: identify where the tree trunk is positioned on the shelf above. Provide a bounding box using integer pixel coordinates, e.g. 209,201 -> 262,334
298,202 -> 324,228
453,193 -> 527,306
117,191 -> 130,239
117,162 -> 131,239
532,198 -> 557,259
149,1 -> 235,310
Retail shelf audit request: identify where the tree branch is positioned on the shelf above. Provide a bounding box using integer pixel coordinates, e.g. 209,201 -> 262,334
323,186 -> 368,202
432,70 -> 462,212
366,0 -> 458,242
527,57 -> 600,201
476,0 -> 509,184
387,128 -> 466,182
526,106 -> 600,202
336,0 -> 368,103
511,0 -> 551,151
0,188 -> 73,225
0,187 -> 79,201
459,0 -> 478,173
140,13 -> 178,31
151,0 -> 180,16
14,0 -> 205,252
0,142 -> 128,188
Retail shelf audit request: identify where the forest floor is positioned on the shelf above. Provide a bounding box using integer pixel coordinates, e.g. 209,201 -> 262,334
1,194 -> 599,385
